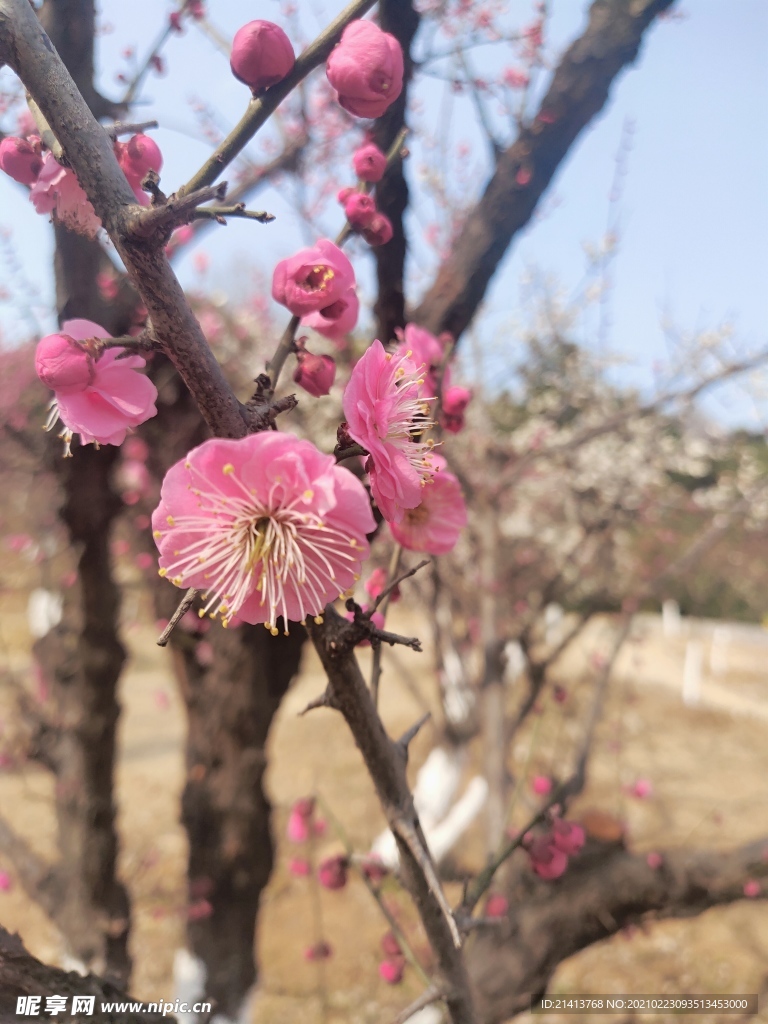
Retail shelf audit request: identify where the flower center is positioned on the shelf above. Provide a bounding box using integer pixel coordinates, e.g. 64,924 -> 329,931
305,264 -> 335,292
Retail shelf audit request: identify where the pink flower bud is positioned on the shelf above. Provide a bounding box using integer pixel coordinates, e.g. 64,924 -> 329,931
551,819 -> 585,856
293,352 -> 336,398
341,190 -> 376,229
35,333 -> 94,395
318,854 -> 348,891
646,851 -> 663,870
527,834 -> 569,879
117,134 -> 163,188
484,894 -> 508,918
743,879 -> 761,898
326,20 -> 404,119
353,142 -> 387,182
188,1 -> 205,18
187,898 -> 213,921
629,777 -> 653,800
365,567 -> 400,603
531,775 -> 552,796
169,11 -> 183,31
0,136 -> 43,186
379,958 -> 405,984
304,941 -> 333,961
362,854 -> 389,883
362,212 -> 393,246
441,385 -> 472,433
0,870 -> 12,892
380,931 -> 401,957
231,21 -> 295,93
287,809 -> 311,844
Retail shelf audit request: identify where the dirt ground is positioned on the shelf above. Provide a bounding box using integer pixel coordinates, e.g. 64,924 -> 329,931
0,586 -> 767,1024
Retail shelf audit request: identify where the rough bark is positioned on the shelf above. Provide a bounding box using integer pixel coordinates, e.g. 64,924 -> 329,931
0,928 -> 171,1024
469,836 -> 768,1022
413,0 -> 676,339
372,0 -> 420,342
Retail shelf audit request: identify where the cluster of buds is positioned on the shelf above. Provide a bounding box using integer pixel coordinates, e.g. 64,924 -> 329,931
522,815 -> 585,880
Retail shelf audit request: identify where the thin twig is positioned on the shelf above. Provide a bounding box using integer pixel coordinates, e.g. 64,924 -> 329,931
390,986 -> 443,1024
371,545 -> 403,708
157,588 -> 199,647
192,203 -> 275,224
372,558 -> 431,613
105,120 -> 159,140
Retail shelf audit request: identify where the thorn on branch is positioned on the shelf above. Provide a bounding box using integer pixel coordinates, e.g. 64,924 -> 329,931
396,712 -> 431,762
157,588 -> 199,647
244,386 -> 299,433
299,690 -> 339,716
344,600 -> 422,652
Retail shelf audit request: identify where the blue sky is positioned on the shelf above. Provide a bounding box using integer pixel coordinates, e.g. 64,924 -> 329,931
0,0 -> 766,423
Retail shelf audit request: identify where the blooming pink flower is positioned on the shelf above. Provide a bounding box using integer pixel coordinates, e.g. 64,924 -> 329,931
0,135 -> 43,186
526,835 -> 569,880
531,775 -> 552,796
115,134 -> 163,204
743,879 -> 761,898
152,433 -> 375,630
230,20 -> 295,92
300,287 -> 359,343
272,239 -> 355,317
389,455 -> 467,555
353,142 -> 387,182
362,212 -> 393,246
318,854 -> 348,891
441,385 -> 472,433
36,319 -> 157,455
395,324 -> 444,398
485,894 -> 509,918
293,351 -> 336,397
343,339 -> 436,523
304,941 -> 333,961
646,851 -> 663,870
503,67 -> 529,89
379,958 -> 405,984
30,153 -> 101,238
289,857 -> 311,877
326,20 -> 404,119
339,189 -> 377,228
551,819 -> 585,856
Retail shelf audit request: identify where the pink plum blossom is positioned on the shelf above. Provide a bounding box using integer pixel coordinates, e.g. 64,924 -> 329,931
531,775 -> 552,796
115,134 -> 163,204
362,211 -> 393,246
646,851 -> 663,870
353,142 -> 387,182
343,339 -> 436,523
272,239 -> 355,317
318,854 -> 348,891
152,433 -> 375,630
30,153 -> 101,238
629,778 -> 654,799
300,287 -> 359,342
441,385 -> 472,433
0,136 -> 43,186
287,798 -> 315,843
551,819 -> 585,856
743,879 -> 761,898
389,455 -> 467,555
361,854 -> 388,883
395,324 -> 444,398
379,959 -> 405,984
326,20 -> 404,119
36,319 -> 157,455
526,834 -> 569,880
293,351 -> 336,397
365,567 -> 400,603
0,871 -> 11,892
230,20 -> 295,92
339,189 -> 377,228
